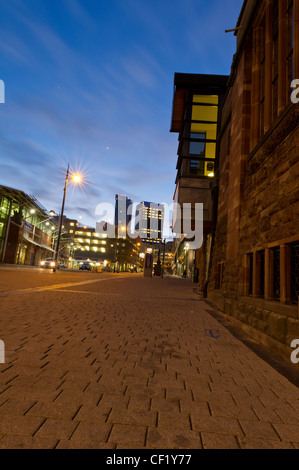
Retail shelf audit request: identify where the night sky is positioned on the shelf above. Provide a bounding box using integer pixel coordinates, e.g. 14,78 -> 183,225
0,0 -> 243,227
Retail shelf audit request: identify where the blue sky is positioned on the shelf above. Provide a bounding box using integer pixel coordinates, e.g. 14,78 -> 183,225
0,0 -> 243,227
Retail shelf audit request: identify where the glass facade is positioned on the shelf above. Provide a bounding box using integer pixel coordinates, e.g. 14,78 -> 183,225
0,188 -> 58,265
189,94 -> 219,177
0,196 -> 11,260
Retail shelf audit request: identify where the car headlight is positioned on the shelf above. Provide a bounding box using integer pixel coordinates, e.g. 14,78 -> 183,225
50,262 -> 55,267
41,261 -> 45,266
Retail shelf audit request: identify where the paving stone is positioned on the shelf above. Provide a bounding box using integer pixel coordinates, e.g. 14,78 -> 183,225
108,407 -> 157,427
98,393 -> 130,409
70,422 -> 112,443
201,432 -> 240,449
35,418 -> 78,440
56,439 -> 115,449
209,402 -> 258,420
73,404 -> 110,422
0,414 -> 44,436
179,400 -> 210,416
157,411 -> 191,430
272,423 -> 299,443
238,419 -> 280,440
190,414 -> 244,436
26,401 -> 80,420
239,437 -> 295,449
0,398 -> 37,416
150,398 -> 179,412
0,435 -> 58,449
108,423 -> 147,446
146,427 -> 202,449
127,394 -> 151,411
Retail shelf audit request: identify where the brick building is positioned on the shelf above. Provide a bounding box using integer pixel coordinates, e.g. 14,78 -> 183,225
170,0 -> 299,363
207,0 -> 299,363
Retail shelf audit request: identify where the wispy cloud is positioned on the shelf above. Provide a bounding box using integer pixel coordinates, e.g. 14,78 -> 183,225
0,0 -> 243,226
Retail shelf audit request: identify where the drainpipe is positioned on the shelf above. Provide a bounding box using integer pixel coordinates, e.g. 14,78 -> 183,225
203,181 -> 219,298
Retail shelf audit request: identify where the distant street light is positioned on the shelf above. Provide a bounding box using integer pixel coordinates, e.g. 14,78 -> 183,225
53,164 -> 81,272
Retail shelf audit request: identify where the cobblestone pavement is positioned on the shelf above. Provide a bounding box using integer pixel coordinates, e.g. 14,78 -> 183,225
0,268 -> 298,449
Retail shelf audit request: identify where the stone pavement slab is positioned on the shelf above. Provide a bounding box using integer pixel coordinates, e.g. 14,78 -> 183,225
0,271 -> 298,449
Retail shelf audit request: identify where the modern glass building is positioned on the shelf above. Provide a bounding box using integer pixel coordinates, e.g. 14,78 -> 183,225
135,201 -> 164,244
0,185 -> 58,265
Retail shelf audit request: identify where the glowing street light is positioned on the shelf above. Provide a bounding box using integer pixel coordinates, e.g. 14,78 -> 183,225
72,174 -> 81,183
53,164 -> 82,272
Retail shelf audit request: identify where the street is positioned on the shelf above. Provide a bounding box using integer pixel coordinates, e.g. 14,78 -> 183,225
0,267 -> 298,449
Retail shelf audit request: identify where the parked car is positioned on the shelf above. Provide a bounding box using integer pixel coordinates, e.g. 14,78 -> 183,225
40,258 -> 56,268
79,262 -> 92,271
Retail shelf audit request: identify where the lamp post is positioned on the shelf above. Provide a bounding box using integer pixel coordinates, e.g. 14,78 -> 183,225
53,164 -> 81,272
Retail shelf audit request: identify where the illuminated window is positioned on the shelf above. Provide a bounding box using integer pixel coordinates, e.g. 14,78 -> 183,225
193,95 -> 219,105
189,95 -> 218,177
189,132 -> 206,156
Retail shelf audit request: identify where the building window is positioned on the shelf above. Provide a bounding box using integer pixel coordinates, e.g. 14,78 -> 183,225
260,17 -> 266,138
286,0 -> 294,88
272,0 -> 279,121
259,250 -> 265,298
189,132 -> 206,155
190,160 -> 205,175
249,252 -> 253,295
189,95 -> 218,177
215,262 -> 224,289
290,243 -> 299,304
272,247 -> 280,301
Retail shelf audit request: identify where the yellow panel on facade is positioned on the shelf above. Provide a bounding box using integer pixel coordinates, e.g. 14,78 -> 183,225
193,95 -> 219,104
191,122 -> 217,140
192,105 -> 218,122
206,142 -> 216,158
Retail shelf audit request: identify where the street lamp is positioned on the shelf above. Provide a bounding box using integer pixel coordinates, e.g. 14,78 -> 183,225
53,164 -> 81,272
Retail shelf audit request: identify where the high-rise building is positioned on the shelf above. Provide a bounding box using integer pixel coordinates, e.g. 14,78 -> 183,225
114,194 -> 133,229
135,201 -> 164,244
